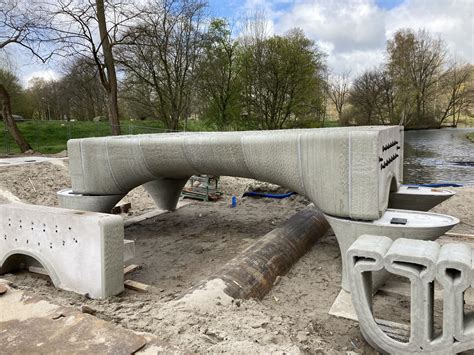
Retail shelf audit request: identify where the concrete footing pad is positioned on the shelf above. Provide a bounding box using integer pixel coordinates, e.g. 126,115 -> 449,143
347,235 -> 474,354
57,188 -> 125,213
0,202 -> 124,298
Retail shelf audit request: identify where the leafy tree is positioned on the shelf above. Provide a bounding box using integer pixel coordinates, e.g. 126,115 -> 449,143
437,62 -> 472,127
240,29 -> 325,129
196,19 -> 241,130
387,29 -> 445,125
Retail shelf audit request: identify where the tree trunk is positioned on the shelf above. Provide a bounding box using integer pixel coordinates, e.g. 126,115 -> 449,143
96,0 -> 121,136
106,89 -> 121,135
0,84 -> 32,153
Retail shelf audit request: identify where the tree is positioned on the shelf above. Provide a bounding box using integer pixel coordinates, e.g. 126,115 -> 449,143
348,70 -> 382,125
44,0 -> 138,134
0,0 -> 45,151
195,19 -> 241,130
437,61 -> 472,127
240,29 -> 325,129
327,71 -> 350,123
347,67 -> 400,126
387,29 -> 445,125
118,0 -> 206,130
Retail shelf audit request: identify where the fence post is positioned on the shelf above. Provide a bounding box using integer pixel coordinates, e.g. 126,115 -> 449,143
3,123 -> 8,155
35,120 -> 39,152
67,120 -> 72,140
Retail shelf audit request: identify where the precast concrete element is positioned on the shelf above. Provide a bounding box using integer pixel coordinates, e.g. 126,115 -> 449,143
0,202 -> 124,299
326,209 -> 459,291
64,126 -> 404,220
389,185 -> 455,211
347,235 -> 474,354
57,188 -> 125,213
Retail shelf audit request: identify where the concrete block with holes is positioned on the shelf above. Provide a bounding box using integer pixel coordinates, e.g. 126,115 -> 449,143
0,202 -> 124,299
347,235 -> 474,354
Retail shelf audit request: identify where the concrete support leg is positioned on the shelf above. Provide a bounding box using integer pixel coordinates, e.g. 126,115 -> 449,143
347,235 -> 474,354
143,177 -> 189,211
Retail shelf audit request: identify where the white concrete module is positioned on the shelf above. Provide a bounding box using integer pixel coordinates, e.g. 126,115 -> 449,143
0,202 -> 124,299
347,235 -> 474,354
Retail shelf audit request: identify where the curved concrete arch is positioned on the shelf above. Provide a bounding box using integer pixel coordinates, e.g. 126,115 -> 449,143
65,126 -> 404,220
0,249 -> 61,287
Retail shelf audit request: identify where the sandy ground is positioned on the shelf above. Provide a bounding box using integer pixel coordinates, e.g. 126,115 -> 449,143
0,159 -> 473,353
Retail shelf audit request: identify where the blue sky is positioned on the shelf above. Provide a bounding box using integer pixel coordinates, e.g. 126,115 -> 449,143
3,0 -> 473,86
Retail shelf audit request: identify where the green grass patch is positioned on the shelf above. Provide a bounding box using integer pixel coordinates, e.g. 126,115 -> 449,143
0,118 -> 340,155
467,132 -> 474,143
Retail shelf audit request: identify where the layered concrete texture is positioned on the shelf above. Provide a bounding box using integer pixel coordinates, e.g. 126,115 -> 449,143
326,209 -> 459,291
64,126 -> 404,220
347,235 -> 474,354
0,202 -> 124,298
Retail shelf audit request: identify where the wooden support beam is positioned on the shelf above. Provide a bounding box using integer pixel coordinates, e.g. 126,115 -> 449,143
124,280 -> 151,293
123,264 -> 140,275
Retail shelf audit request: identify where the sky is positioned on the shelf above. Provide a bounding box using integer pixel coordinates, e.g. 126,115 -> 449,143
4,0 -> 474,86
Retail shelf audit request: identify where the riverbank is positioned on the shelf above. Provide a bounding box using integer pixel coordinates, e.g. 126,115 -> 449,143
468,132 -> 474,142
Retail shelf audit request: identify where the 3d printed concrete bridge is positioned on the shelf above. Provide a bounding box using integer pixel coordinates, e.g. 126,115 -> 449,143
58,126 -> 458,290
60,126 -> 405,220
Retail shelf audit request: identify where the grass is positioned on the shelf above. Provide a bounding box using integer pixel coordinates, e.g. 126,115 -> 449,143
0,120 -> 169,155
0,118 -> 339,155
467,132 -> 474,143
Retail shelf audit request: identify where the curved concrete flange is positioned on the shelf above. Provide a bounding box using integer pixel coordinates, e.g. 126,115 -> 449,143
57,189 -> 124,213
143,178 -> 189,211
389,185 -> 455,211
326,209 -> 459,291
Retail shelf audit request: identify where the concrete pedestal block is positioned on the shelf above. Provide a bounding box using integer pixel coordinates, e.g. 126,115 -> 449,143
66,127 -> 404,220
389,186 -> 455,211
0,202 -> 124,299
347,235 -> 474,354
326,209 -> 459,291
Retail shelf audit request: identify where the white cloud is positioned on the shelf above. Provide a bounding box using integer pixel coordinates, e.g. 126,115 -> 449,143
386,0 -> 473,63
243,0 -> 473,74
24,69 -> 61,87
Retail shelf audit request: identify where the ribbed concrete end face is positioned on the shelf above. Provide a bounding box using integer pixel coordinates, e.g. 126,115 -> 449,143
347,235 -> 474,354
0,202 -> 124,299
67,126 -> 403,219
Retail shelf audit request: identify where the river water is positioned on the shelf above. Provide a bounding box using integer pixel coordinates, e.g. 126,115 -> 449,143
403,128 -> 474,186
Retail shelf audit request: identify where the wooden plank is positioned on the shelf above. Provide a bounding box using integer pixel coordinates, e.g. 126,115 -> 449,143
28,266 -> 48,276
124,200 -> 192,227
124,280 -> 150,293
445,232 -> 474,238
124,264 -> 140,275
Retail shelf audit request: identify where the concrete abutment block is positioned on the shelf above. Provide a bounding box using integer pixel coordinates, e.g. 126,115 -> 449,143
0,202 -> 124,299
